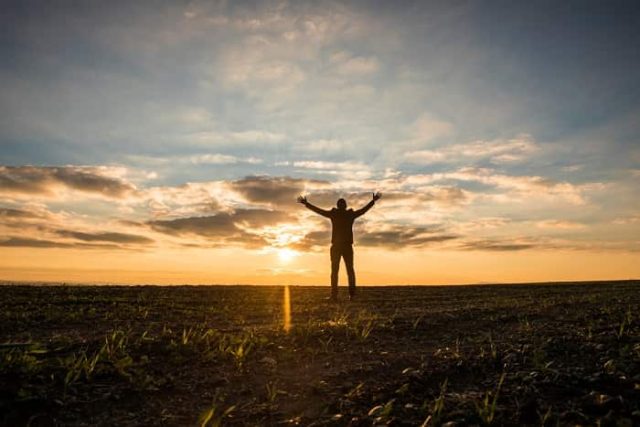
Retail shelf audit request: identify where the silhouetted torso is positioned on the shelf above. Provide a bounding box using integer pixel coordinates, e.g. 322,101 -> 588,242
329,208 -> 356,244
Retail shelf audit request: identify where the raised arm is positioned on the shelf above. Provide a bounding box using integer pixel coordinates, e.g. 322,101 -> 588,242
297,195 -> 331,217
354,192 -> 381,218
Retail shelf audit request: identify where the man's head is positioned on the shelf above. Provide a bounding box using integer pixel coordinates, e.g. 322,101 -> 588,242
336,198 -> 347,210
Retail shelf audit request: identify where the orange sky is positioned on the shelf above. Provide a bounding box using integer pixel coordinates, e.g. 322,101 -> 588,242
2,245 -> 638,285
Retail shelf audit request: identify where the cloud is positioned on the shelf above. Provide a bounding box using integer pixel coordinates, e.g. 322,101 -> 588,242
0,205 -> 71,232
229,176 -> 324,206
410,113 -> 454,144
613,215 -> 640,225
296,190 -> 376,211
357,227 -> 458,248
418,186 -> 469,205
0,166 -> 136,199
453,168 -> 601,204
562,164 -> 584,172
402,167 -> 602,205
406,134 -> 539,165
221,47 -> 305,94
54,230 -> 154,244
0,204 -> 153,250
291,229 -> 331,250
0,207 -> 43,219
291,160 -> 371,178
330,51 -> 379,75
536,220 -> 586,230
0,237 -> 120,249
0,170 -> 626,255
460,236 -> 640,253
454,217 -> 510,232
460,239 -> 537,251
148,208 -> 292,247
292,222 -> 457,250
189,154 -> 263,165
367,187 -> 469,215
228,131 -> 287,143
143,182 -> 224,218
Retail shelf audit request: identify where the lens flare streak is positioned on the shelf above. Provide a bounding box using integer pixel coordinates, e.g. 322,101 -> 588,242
283,285 -> 291,333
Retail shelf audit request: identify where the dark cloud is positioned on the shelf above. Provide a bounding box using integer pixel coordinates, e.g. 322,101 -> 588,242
150,214 -> 238,237
0,204 -> 153,247
0,207 -> 41,219
0,166 -> 136,198
300,187 -> 467,211
302,191 -> 372,210
292,223 -> 457,250
291,229 -> 331,251
148,208 -> 291,247
356,224 -> 458,249
421,187 -> 468,204
0,207 -> 54,233
230,176 -> 326,206
232,209 -> 292,227
117,219 -> 145,227
385,187 -> 466,202
55,230 -> 154,244
0,237 -> 120,249
460,240 -> 536,251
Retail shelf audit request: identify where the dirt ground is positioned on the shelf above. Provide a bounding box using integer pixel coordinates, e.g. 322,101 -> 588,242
1,281 -> 639,426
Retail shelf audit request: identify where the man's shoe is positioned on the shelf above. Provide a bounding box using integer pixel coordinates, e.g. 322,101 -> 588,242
326,296 -> 338,303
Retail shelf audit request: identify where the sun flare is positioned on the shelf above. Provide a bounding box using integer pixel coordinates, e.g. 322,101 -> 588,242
277,248 -> 298,263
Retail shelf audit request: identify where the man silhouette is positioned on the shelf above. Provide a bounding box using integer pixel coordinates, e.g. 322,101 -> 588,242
297,192 -> 381,301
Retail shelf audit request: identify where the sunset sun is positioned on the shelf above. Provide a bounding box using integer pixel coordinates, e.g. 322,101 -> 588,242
277,248 -> 298,263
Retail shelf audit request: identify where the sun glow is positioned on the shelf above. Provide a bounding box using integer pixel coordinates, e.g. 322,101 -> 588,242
277,248 -> 299,263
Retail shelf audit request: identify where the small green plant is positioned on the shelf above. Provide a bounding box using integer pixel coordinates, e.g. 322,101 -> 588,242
219,331 -> 258,370
319,336 -> 333,353
617,316 -> 627,339
518,315 -> 532,332
293,318 -> 321,346
603,358 -> 616,374
412,314 -> 424,330
368,398 -> 395,422
354,317 -> 374,342
474,372 -> 505,425
487,332 -> 498,361
181,327 -> 195,345
328,309 -> 349,327
265,380 -> 282,408
453,337 -> 462,359
198,403 -> 236,427
62,349 -> 101,391
344,382 -> 364,399
420,378 -> 447,426
538,406 -> 553,426
0,347 -> 40,376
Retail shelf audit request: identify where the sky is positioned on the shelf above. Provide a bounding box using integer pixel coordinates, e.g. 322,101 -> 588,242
1,0 -> 639,285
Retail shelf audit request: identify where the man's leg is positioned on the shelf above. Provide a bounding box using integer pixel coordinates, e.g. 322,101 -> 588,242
343,244 -> 356,298
330,245 -> 340,300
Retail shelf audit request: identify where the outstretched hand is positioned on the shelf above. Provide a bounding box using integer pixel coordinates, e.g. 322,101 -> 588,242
297,195 -> 307,204
373,192 -> 382,202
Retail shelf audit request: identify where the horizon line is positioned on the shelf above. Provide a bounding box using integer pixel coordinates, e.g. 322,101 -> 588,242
1,279 -> 638,288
